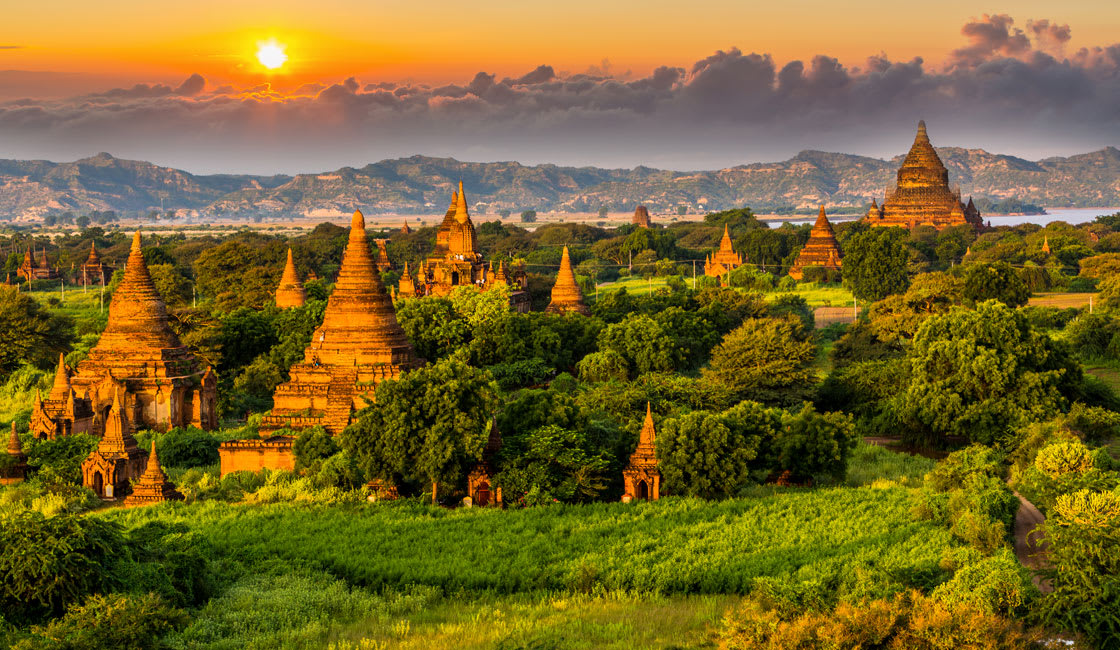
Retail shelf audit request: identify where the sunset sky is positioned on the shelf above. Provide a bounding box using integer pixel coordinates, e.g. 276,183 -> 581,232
2,1 -> 1119,173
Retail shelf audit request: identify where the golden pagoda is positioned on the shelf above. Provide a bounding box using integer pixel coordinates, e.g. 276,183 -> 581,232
80,389 -> 147,498
632,205 -> 652,228
63,231 -> 217,435
788,206 -> 843,280
123,439 -> 183,506
405,182 -> 530,311
704,225 -> 744,278
622,403 -> 661,501
80,242 -> 111,286
1041,236 -> 1051,255
545,246 -> 591,316
1,423 -> 28,485
397,261 -> 416,298
275,248 -> 306,308
865,121 -> 982,230
374,239 -> 393,271
29,353 -> 95,440
261,209 -> 422,436
401,221 -> 412,234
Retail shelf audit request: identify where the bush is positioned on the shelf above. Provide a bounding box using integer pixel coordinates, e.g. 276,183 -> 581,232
926,445 -> 1006,492
931,550 -> 1035,617
142,427 -> 221,468
15,592 -> 188,650
1064,313 -> 1120,359
1036,490 -> 1120,648
766,405 -> 857,482
719,589 -> 1042,650
22,434 -> 99,485
0,511 -> 124,622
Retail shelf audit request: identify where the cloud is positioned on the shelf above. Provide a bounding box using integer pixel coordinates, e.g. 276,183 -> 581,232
0,45 -> 25,49
0,15 -> 1118,174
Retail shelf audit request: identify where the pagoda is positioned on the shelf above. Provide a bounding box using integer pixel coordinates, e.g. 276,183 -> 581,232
80,389 -> 147,498
864,121 -> 983,230
788,206 -> 843,280
0,423 -> 28,485
545,247 -> 591,315
374,239 -> 393,271
64,231 -> 217,435
29,353 -> 95,440
632,205 -> 652,228
400,182 -> 530,312
274,248 -> 306,308
123,439 -> 183,506
704,225 -> 745,278
79,242 -> 112,286
17,247 -> 59,281
622,403 -> 661,501
401,221 -> 412,234
260,209 -> 422,436
466,421 -> 502,507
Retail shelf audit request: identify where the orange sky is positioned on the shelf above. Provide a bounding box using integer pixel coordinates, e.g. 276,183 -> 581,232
4,0 -> 1118,89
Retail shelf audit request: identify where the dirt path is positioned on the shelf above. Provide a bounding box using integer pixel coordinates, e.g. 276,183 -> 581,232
1013,492 -> 1053,593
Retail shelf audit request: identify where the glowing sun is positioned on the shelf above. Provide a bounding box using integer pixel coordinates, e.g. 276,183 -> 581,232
256,40 -> 288,70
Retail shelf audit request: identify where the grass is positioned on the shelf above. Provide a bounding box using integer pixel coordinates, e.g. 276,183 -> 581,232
844,442 -> 936,489
593,276 -> 672,297
1084,362 -> 1120,395
101,488 -> 956,596
782,284 -> 855,308
1028,292 -> 1097,308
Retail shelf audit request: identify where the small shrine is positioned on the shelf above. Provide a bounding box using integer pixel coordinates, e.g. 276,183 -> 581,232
275,248 -> 306,308
17,247 -> 59,281
29,354 -> 95,440
374,239 -> 392,270
123,439 -> 184,506
1,423 -> 28,485
703,225 -> 745,278
80,390 -> 147,499
788,206 -> 843,280
544,246 -> 591,316
466,421 -> 503,507
622,403 -> 661,501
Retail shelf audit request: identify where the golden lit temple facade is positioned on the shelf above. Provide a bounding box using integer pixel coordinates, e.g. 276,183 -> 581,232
545,246 -> 591,316
789,206 -> 843,280
398,182 -> 530,312
864,121 -> 982,230
704,225 -> 744,278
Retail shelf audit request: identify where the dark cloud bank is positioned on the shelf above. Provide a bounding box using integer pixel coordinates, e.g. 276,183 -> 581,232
1,15 -> 1118,174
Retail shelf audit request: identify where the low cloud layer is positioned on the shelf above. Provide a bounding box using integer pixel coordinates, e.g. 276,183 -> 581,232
1,15 -> 1118,174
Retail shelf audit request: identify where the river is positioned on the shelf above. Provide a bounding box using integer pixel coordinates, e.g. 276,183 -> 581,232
774,207 -> 1120,228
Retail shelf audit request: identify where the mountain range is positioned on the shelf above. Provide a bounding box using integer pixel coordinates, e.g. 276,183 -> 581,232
1,147 -> 1118,221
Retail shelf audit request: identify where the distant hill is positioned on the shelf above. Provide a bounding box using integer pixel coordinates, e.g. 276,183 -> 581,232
1,147 -> 1118,221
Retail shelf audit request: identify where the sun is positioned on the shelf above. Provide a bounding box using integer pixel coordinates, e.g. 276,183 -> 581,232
256,39 -> 288,70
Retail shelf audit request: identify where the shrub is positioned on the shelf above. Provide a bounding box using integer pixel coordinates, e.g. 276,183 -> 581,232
932,550 -> 1035,617
142,427 -> 221,468
1036,490 -> 1120,647
0,511 -> 124,622
766,404 -> 857,482
15,592 -> 188,650
720,589 -> 1042,650
1064,313 -> 1120,359
926,445 -> 1006,492
1035,441 -> 1095,478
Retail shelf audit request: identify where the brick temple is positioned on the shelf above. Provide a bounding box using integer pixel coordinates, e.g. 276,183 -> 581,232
397,182 -> 530,311
788,206 -> 843,280
864,121 -> 982,230
80,389 -> 147,498
31,232 -> 216,439
632,205 -> 652,228
261,209 -> 422,436
545,246 -> 591,316
17,247 -> 59,281
123,439 -> 184,507
274,248 -> 306,308
622,403 -> 661,501
80,242 -> 112,286
704,225 -> 745,278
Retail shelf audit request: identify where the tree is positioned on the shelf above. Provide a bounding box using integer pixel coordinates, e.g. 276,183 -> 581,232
495,425 -> 610,505
520,210 -> 538,223
341,355 -> 499,502
897,301 -> 1080,446
843,227 -> 910,301
598,206 -> 609,218
766,405 -> 857,481
292,426 -> 339,472
15,592 -> 189,650
657,402 -> 777,499
702,316 -> 817,405
962,262 -> 1030,307
0,287 -> 74,379
147,264 -> 193,307
498,209 -> 511,219
597,314 -> 680,377
75,215 -> 90,228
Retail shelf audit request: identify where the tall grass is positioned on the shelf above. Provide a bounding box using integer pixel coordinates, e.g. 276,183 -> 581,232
844,442 -> 936,488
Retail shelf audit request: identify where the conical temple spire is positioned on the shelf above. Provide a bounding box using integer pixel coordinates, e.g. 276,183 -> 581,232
640,402 -> 656,445
307,209 -> 417,366
454,180 -> 470,224
49,353 -> 70,401
7,421 -> 24,457
97,230 -> 181,351
545,246 -> 590,315
275,247 -> 306,308
142,437 -> 166,479
98,389 -> 139,454
719,224 -> 734,252
815,205 -> 828,227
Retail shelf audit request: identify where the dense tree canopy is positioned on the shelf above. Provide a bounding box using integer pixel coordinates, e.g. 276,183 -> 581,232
842,227 -> 911,302
0,288 -> 74,379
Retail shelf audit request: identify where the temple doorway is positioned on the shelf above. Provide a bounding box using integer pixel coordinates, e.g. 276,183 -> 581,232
451,271 -> 460,285
476,482 -> 490,506
92,471 -> 104,497
636,480 -> 649,500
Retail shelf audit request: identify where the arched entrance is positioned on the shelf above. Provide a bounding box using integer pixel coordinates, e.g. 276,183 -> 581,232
451,271 -> 460,285
476,482 -> 490,507
636,480 -> 649,500
92,471 -> 104,497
